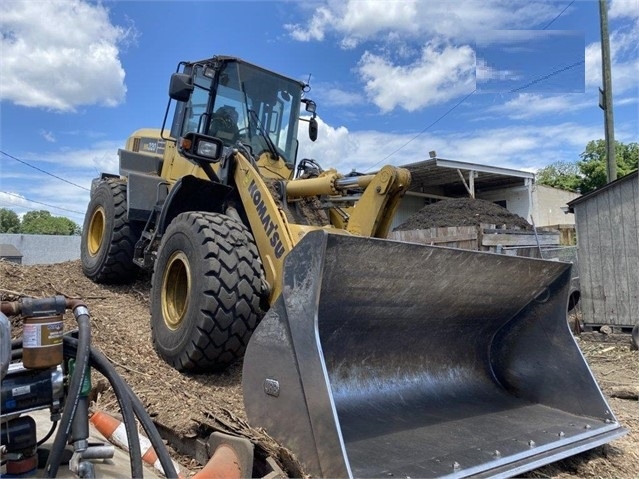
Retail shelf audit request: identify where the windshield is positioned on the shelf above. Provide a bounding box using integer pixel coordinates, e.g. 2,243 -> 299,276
212,61 -> 302,162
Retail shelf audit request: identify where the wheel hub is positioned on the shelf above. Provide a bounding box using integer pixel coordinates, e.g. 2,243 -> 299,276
161,251 -> 191,330
87,206 -> 106,257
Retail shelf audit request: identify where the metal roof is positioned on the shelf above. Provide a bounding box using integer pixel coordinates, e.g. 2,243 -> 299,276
400,158 -> 534,197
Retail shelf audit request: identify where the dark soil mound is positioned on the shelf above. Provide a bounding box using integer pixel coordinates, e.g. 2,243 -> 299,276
395,198 -> 531,231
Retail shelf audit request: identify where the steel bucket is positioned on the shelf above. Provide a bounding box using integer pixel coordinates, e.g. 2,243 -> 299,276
243,231 -> 625,478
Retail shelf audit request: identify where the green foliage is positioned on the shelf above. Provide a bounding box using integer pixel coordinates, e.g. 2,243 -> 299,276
20,210 -> 81,235
578,140 -> 639,194
0,209 -> 81,235
536,161 -> 582,192
537,141 -> 639,194
0,208 -> 21,233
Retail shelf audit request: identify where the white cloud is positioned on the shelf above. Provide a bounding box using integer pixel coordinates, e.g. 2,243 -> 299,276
0,0 -> 136,112
285,6 -> 333,41
297,116 -> 605,174
358,43 -> 475,112
585,4 -> 639,95
585,39 -> 639,94
298,116 -> 355,167
476,58 -> 522,83
37,142 -> 121,173
609,0 -> 639,20
286,0 -> 560,46
40,130 -> 56,143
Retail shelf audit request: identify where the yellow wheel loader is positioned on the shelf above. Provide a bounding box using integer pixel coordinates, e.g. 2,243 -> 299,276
81,55 -> 625,477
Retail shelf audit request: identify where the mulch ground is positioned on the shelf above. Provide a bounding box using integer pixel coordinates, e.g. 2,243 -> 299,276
1,260 -> 637,478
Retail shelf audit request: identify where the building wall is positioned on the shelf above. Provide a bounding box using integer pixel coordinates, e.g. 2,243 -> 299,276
0,234 -> 81,265
531,185 -> 579,227
476,186 -> 531,222
394,184 -> 581,231
572,172 -> 638,328
391,194 -> 428,230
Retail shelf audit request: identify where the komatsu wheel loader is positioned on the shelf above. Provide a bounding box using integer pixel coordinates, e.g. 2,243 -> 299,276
81,55 -> 625,478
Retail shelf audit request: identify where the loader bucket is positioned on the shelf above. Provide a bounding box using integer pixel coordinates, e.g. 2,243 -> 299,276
243,231 -> 626,478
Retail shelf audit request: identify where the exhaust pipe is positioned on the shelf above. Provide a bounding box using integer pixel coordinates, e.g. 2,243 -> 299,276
243,231 -> 626,478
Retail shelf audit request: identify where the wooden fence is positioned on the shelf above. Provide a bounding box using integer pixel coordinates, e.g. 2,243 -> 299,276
388,224 -> 560,253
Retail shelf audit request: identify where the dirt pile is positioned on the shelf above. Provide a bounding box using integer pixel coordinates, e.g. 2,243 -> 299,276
2,260 -> 637,478
394,197 -> 532,231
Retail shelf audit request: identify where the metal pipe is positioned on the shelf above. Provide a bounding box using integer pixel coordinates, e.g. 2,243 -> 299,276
334,175 -> 374,190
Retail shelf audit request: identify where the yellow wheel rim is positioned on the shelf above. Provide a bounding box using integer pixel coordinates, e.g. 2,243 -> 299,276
87,206 -> 106,257
161,251 -> 191,331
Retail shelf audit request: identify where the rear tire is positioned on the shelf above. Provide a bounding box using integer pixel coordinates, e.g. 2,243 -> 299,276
81,179 -> 141,283
151,211 -> 264,372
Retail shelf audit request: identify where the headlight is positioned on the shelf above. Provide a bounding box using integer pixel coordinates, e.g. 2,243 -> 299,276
197,140 -> 220,159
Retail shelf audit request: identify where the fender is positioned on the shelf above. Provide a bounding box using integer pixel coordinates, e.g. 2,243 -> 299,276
156,175 -> 233,235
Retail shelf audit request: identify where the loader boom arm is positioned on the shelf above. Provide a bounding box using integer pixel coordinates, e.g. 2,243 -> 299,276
232,151 -> 411,302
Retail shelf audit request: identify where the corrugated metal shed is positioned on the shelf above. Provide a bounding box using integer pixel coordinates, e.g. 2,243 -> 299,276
567,170 -> 638,330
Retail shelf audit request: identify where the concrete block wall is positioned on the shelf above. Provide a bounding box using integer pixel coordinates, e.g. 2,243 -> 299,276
0,234 -> 81,265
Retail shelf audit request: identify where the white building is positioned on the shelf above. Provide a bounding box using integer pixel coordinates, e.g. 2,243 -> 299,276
394,158 -> 580,230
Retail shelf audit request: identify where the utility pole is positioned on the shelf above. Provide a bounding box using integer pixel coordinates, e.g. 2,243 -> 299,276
598,0 -> 617,182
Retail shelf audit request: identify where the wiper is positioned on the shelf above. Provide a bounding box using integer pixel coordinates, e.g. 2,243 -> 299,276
248,109 -> 281,162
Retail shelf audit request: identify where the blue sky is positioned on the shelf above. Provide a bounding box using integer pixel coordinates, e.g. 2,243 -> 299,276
1,0 -> 638,228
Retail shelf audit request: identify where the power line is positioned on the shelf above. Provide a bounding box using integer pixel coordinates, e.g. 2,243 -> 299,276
1,191 -> 85,216
508,60 -> 584,93
0,150 -> 90,191
365,88 -> 477,171
369,58 -> 583,166
0,201 -> 83,222
543,1 -> 575,30
364,2 -> 579,167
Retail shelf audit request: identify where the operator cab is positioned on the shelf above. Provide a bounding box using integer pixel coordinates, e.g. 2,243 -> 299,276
165,56 -> 317,172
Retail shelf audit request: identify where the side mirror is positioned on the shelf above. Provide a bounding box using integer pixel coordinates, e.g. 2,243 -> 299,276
169,73 -> 193,102
309,117 -> 318,142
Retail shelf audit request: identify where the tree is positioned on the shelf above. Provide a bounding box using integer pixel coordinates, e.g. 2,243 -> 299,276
20,210 -> 81,235
0,208 -> 21,233
536,161 -> 582,192
578,140 -> 639,194
536,141 -> 639,194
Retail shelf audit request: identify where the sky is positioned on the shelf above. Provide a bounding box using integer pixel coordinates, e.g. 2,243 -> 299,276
0,0 -> 638,228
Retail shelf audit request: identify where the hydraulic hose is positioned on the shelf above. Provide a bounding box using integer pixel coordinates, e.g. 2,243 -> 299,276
4,298 -> 176,479
62,336 -> 144,478
63,337 -> 179,479
43,302 -> 91,478
11,336 -> 145,478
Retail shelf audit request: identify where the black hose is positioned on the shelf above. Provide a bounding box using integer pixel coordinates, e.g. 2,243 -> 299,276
8,314 -> 176,478
62,337 -> 144,478
43,309 -> 92,478
63,338 -> 178,479
37,421 -> 58,447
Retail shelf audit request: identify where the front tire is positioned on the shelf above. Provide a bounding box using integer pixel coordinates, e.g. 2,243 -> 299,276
151,211 -> 264,372
81,179 -> 141,283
